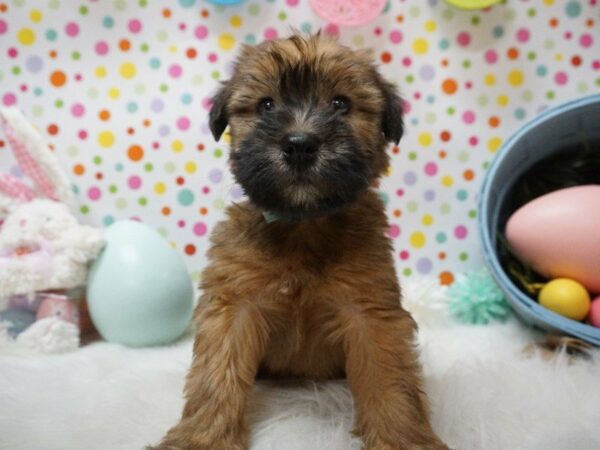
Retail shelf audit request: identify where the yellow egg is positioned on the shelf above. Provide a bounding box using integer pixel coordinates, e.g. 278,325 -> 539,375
538,279 -> 590,321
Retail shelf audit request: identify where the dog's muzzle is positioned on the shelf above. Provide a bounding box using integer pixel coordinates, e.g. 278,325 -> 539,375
281,132 -> 319,169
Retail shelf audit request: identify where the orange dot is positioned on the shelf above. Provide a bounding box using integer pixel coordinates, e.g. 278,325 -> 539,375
186,48 -> 197,59
197,143 -> 205,151
442,78 -> 458,95
0,3 -> 7,12
50,70 -> 66,87
119,39 -> 131,51
440,130 -> 451,142
381,51 -> 392,63
464,169 -> 475,181
393,209 -> 402,218
185,244 -> 196,256
549,18 -> 558,28
143,119 -> 151,127
200,207 -> 208,215
586,19 -> 594,28
99,109 -> 110,121
162,8 -> 171,18
95,172 -> 103,180
49,50 -> 57,58
161,206 -> 171,216
441,59 -> 449,67
392,146 -> 400,154
571,55 -> 582,67
127,127 -> 135,135
507,47 -> 519,59
0,139 -> 5,148
201,9 -> 209,18
396,14 -> 404,23
47,124 -> 58,135
488,116 -> 500,127
73,164 -> 85,176
128,145 -> 144,161
438,252 -> 446,260
439,150 -> 447,159
440,271 -> 454,286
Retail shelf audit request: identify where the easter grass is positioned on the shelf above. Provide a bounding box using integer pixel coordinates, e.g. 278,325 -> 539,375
496,139 -> 600,300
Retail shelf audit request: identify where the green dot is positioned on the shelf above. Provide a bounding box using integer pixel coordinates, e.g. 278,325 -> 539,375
214,148 -> 223,158
462,59 -> 471,69
157,30 -> 168,42
440,203 -> 451,214
157,227 -> 168,238
80,205 -> 89,214
482,161 -> 490,170
407,201 -> 418,213
546,90 -> 555,100
48,0 -> 59,9
79,5 -> 89,15
144,162 -> 153,172
425,112 -> 436,124
402,268 -> 412,277
278,11 -> 286,20
177,189 -> 194,206
526,8 -> 536,17
139,0 -> 148,6
109,184 -> 118,193
114,0 -> 127,11
67,145 -> 79,156
192,74 -> 203,86
436,232 -> 447,244
405,74 -> 414,83
134,84 -> 145,95
211,70 -> 220,80
468,209 -> 477,219
408,152 -> 417,161
116,198 -> 127,210
458,151 -> 469,163
447,106 -> 455,116
12,66 -> 21,75
471,16 -> 480,25
93,156 -> 102,165
248,4 -> 260,15
72,51 -> 81,61
213,198 -> 225,210
543,39 -> 554,50
159,83 -> 168,93
442,8 -> 454,20
54,99 -> 64,109
459,252 -> 469,262
596,78 -> 600,87
409,5 -> 421,17
527,51 -> 536,61
141,43 -> 149,52
32,105 -> 43,117
138,197 -> 147,206
353,34 -> 364,47
477,95 -> 489,107
164,162 -> 176,173
577,81 -> 588,94
566,1 -> 582,18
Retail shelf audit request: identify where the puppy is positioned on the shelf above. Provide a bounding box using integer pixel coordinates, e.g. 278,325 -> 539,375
152,33 -> 449,450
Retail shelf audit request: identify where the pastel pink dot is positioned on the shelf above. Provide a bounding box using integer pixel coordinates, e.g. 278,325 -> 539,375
193,222 -> 207,237
88,187 -> 101,201
264,27 -> 278,41
208,53 -> 218,63
75,74 -> 82,81
401,100 -> 411,114
554,71 -> 568,85
374,27 -> 382,36
2,93 -> 16,106
389,30 -> 403,44
8,48 -> 17,58
128,176 -> 142,189
78,130 -> 87,139
396,189 -> 404,197
592,60 -> 600,70
169,64 -> 182,78
128,19 -> 142,33
454,225 -> 468,239
388,224 -> 401,238
202,96 -> 212,110
202,186 -> 210,194
177,116 -> 190,130
65,22 -> 79,37
194,25 -> 208,39
0,20 -> 7,35
462,110 -> 476,124
402,57 -> 412,67
178,220 -> 185,228
424,162 -> 438,176
457,32 -> 471,46
95,41 -> 109,55
469,136 -> 479,146
286,0 -> 299,6
71,103 -> 85,117
564,31 -> 572,40
484,49 -> 498,64
399,250 -> 410,260
580,33 -> 593,48
516,28 -> 530,43
325,23 -> 339,37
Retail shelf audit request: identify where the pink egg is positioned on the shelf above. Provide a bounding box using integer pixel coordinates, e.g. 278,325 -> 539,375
589,297 -> 600,328
36,295 -> 80,327
505,185 -> 600,293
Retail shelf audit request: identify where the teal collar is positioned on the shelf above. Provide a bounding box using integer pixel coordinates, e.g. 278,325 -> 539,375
262,210 -> 281,223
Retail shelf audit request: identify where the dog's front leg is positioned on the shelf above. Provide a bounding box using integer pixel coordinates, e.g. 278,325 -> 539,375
339,299 -> 449,450
150,297 -> 272,450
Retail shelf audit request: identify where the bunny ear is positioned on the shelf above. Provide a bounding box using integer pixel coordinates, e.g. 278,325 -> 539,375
0,173 -> 36,202
0,108 -> 73,204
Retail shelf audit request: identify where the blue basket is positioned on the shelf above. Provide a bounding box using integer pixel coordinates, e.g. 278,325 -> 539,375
479,94 -> 600,346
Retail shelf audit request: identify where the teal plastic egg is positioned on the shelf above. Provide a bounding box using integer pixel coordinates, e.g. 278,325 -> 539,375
87,220 -> 194,347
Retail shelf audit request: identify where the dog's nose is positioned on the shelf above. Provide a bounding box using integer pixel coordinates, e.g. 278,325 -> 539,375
282,133 -> 319,157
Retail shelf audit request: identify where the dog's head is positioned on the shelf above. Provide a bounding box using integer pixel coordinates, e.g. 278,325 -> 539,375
209,33 -> 403,221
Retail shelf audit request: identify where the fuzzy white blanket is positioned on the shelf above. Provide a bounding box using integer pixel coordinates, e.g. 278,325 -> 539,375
1,284 -> 599,450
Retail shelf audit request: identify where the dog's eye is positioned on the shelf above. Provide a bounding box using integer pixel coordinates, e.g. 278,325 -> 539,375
258,97 -> 275,113
331,96 -> 350,113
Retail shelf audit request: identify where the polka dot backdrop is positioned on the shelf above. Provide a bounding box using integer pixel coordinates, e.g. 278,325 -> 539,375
1,0 -> 599,284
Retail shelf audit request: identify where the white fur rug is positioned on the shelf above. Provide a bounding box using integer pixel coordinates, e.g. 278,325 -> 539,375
1,281 -> 600,450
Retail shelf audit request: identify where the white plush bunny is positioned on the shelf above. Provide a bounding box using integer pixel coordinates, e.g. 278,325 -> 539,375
0,108 -> 104,309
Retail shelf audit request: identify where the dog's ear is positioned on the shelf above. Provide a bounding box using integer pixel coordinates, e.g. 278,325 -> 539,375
377,78 -> 404,145
208,82 -> 231,141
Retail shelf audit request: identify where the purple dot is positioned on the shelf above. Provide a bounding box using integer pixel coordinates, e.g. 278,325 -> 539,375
516,28 -> 530,43
208,168 -> 223,184
264,27 -> 278,41
2,93 -> 16,106
403,171 -> 417,186
424,162 -> 438,176
457,32 -> 471,47
25,56 -> 43,73
462,110 -> 476,124
419,64 -> 435,81
95,41 -> 109,55
150,98 -> 164,112
193,222 -> 207,237
389,30 -> 403,44
128,175 -> 142,189
71,103 -> 85,117
388,224 -> 401,238
554,71 -> 568,85
231,184 -> 244,200
158,125 -> 170,137
65,22 -> 79,37
128,19 -> 142,33
177,116 -> 190,130
454,225 -> 468,239
194,25 -> 208,40
484,49 -> 498,64
416,257 -> 433,275
580,33 -> 593,48
0,20 -> 7,35
169,64 -> 182,78
88,187 -> 101,201
424,190 -> 435,201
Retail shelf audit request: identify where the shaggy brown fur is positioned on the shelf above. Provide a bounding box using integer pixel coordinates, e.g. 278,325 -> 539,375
151,34 -> 449,450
